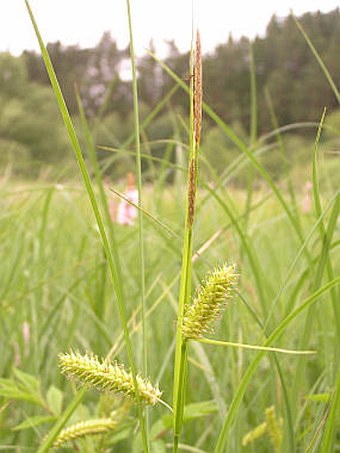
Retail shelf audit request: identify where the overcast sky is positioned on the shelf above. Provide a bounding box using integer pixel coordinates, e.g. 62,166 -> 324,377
1,1 -> 339,57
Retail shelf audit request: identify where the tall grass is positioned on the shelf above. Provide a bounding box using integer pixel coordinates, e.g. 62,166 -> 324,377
0,2 -> 338,452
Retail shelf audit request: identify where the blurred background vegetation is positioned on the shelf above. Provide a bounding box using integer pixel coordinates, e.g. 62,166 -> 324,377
0,9 -> 339,183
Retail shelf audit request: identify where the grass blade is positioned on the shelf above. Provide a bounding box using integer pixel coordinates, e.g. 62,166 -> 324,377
125,0 -> 147,377
293,15 -> 340,104
320,367 -> 340,452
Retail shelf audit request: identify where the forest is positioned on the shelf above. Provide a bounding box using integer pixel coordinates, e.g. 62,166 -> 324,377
0,8 -> 339,180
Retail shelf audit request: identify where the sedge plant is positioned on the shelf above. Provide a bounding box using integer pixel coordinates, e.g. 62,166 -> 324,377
13,2 -> 338,452
171,31 -> 315,452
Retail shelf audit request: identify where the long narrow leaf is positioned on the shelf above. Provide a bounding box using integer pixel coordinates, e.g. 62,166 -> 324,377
293,15 -> 340,104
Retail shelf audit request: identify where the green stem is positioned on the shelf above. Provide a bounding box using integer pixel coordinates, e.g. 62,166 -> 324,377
243,43 -> 257,237
125,0 -> 146,375
173,342 -> 188,452
125,0 -> 148,449
38,389 -> 86,453
320,366 -> 340,452
173,35 -> 197,451
194,337 -> 316,355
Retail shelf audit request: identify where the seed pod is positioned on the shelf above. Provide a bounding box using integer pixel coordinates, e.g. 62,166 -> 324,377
59,351 -> 161,406
53,418 -> 118,447
182,264 -> 238,339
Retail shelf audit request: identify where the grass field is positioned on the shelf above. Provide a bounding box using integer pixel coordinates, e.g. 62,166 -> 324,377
1,156 -> 339,452
0,1 -> 339,452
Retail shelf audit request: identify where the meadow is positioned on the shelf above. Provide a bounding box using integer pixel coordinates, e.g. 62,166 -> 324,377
0,2 -> 339,452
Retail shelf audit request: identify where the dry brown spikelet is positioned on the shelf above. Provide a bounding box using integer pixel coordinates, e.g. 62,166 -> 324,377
194,30 -> 202,146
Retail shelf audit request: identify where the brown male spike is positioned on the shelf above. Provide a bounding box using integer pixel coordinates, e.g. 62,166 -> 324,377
194,30 -> 202,146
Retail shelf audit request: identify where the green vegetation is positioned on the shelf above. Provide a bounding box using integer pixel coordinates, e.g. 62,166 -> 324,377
0,3 -> 339,452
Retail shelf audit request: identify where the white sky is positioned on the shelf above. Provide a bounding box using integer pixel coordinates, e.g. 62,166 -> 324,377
1,1 -> 339,57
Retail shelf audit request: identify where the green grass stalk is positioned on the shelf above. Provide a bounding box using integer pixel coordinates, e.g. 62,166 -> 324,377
293,15 -> 340,104
320,366 -> 340,452
312,111 -> 340,349
125,1 -> 149,447
173,31 -> 201,452
38,389 -> 86,453
195,337 -> 315,355
243,43 -> 257,234
125,0 -> 147,379
292,110 -> 337,412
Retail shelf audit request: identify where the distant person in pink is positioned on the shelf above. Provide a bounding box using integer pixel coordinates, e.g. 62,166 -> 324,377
302,181 -> 313,214
109,172 -> 138,226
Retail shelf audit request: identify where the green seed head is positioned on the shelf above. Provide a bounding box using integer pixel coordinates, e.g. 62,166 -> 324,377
265,406 -> 283,452
53,417 -> 118,447
59,351 -> 161,406
182,264 -> 238,339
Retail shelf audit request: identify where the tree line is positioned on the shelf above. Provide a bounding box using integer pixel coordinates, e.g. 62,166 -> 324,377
0,8 -> 339,179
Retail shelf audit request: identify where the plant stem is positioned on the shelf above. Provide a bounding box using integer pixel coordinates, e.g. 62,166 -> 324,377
194,337 -> 316,354
173,30 -> 201,452
125,0 -> 148,449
